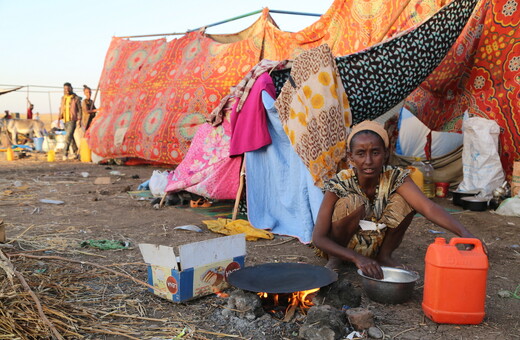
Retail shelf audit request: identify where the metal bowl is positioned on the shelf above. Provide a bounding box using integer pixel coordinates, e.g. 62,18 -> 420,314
461,197 -> 488,211
357,267 -> 419,304
449,189 -> 481,206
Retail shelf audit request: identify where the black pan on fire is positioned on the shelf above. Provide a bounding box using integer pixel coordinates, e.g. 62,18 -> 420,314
227,262 -> 338,294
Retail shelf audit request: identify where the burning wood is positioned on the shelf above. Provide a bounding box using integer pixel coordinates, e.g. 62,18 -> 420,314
257,288 -> 320,321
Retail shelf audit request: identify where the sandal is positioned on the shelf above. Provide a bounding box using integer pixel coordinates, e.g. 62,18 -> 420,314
190,198 -> 212,208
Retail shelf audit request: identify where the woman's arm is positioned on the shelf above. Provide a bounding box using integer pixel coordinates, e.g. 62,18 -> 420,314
396,177 -> 476,238
312,191 -> 383,278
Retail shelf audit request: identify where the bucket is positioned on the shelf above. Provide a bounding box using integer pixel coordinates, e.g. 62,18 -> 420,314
33,137 -> 44,152
422,238 -> 488,324
79,137 -> 92,162
435,182 -> 449,198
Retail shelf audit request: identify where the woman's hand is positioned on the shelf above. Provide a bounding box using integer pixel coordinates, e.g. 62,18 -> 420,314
355,255 -> 384,280
459,232 -> 489,256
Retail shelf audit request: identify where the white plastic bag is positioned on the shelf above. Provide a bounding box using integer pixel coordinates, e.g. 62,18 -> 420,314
458,117 -> 505,199
495,197 -> 520,217
149,170 -> 169,197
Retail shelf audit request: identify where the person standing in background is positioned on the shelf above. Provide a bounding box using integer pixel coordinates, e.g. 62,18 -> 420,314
26,100 -> 34,119
58,82 -> 82,160
81,85 -> 97,131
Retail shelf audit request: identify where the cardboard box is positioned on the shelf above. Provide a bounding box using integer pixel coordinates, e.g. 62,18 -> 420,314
139,234 -> 246,302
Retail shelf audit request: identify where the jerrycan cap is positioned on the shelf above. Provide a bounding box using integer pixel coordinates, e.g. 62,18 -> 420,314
434,237 -> 446,245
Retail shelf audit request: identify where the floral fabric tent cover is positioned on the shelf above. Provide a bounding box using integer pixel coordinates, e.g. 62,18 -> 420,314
87,0 -> 449,165
406,0 -> 520,176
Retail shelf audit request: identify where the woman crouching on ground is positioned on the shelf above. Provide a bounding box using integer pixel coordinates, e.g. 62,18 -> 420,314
312,120 -> 485,279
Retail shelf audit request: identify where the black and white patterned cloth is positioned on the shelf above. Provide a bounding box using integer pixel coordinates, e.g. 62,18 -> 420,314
272,0 -> 478,124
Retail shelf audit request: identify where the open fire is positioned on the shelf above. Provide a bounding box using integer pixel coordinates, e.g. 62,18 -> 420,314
257,288 -> 320,321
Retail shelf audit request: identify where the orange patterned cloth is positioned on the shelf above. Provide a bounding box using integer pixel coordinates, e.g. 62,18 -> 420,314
262,0 -> 449,60
87,12 -> 268,164
88,1 -> 454,165
406,0 -> 520,177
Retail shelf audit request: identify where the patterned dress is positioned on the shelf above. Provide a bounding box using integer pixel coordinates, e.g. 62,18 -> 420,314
323,165 -> 413,257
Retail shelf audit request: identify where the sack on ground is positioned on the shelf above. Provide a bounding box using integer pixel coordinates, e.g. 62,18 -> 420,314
495,197 -> 520,217
458,117 -> 505,199
149,170 -> 169,197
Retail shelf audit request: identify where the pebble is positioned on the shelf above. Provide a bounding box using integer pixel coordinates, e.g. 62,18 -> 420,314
498,290 -> 512,298
368,326 -> 383,339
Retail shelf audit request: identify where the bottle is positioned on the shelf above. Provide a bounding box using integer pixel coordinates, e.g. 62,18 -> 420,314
423,161 -> 435,198
423,237 -> 488,324
408,157 -> 425,192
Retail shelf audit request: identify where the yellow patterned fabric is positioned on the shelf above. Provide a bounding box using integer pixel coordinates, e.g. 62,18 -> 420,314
275,44 -> 352,188
332,193 -> 413,257
202,218 -> 274,241
324,166 -> 411,221
326,167 -> 414,257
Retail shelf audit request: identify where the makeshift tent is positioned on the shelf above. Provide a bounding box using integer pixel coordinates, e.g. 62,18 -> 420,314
90,0 -> 518,242
163,0 -> 479,243
378,106 -> 465,188
245,91 -> 323,244
395,107 -> 463,158
405,0 -> 520,177
88,0 -> 452,165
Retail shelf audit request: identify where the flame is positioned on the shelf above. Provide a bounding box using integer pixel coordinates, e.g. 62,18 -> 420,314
293,288 -> 319,309
257,288 -> 320,311
212,286 -> 229,298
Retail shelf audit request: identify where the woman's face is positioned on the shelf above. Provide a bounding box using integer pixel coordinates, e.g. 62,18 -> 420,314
348,132 -> 387,180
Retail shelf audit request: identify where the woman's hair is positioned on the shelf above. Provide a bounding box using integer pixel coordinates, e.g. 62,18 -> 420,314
83,85 -> 91,91
348,130 -> 386,151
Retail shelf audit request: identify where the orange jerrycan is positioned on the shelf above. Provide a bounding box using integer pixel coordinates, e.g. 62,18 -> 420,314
422,238 -> 488,324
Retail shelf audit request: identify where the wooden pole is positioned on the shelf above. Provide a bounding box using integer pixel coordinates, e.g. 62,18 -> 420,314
232,156 -> 246,220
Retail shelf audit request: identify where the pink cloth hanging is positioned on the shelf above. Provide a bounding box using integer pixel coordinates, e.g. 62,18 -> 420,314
229,72 -> 276,157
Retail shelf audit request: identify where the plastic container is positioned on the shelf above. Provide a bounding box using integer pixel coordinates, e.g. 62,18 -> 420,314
435,182 -> 449,198
422,238 -> 488,324
6,147 -> 15,161
47,149 -> 55,162
80,137 -> 92,162
423,161 -> 435,198
408,157 -> 425,192
33,137 -> 44,152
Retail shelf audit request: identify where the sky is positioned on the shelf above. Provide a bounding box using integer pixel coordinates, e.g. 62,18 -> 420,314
0,0 -> 333,117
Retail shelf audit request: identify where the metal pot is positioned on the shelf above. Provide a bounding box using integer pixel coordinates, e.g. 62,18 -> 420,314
357,267 -> 419,304
450,189 -> 481,206
227,262 -> 338,294
461,197 -> 488,211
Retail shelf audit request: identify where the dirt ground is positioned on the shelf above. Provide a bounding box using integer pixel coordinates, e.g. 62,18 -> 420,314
0,154 -> 519,339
